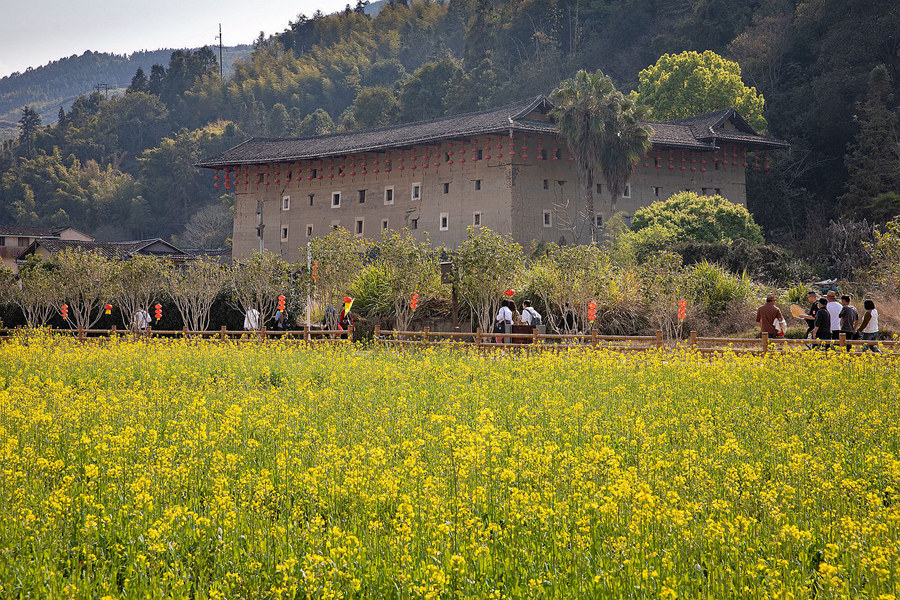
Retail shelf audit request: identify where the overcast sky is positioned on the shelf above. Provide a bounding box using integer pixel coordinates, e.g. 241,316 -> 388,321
0,0 -> 351,78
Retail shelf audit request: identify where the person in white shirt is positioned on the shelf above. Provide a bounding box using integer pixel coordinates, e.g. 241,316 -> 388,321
825,290 -> 842,338
521,300 -> 542,327
494,300 -> 513,342
857,299 -> 880,353
244,306 -> 260,331
133,306 -> 151,331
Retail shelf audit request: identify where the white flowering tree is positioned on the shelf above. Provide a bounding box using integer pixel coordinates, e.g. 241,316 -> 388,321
455,227 -> 523,332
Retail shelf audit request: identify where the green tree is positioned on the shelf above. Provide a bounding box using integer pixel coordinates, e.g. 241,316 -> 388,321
400,59 -> 462,122
54,249 -> 119,330
9,257 -> 63,327
163,257 -> 226,331
114,254 -> 166,330
867,216 -> 900,293
630,191 -> 765,245
455,226 -> 523,333
18,106 -> 42,158
839,65 -> 900,222
551,69 -> 652,239
372,229 -> 439,330
636,50 -> 767,132
228,251 -> 294,329
296,109 -> 336,137
342,86 -> 401,130
308,227 -> 371,329
128,67 -> 150,94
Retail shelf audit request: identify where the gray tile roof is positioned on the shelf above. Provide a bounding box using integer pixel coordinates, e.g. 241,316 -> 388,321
0,225 -> 74,237
198,95 -> 788,168
18,238 -> 188,261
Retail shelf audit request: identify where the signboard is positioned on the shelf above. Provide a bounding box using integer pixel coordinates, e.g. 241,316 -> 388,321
440,261 -> 455,284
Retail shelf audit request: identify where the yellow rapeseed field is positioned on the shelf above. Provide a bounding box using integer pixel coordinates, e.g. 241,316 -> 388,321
0,333 -> 898,599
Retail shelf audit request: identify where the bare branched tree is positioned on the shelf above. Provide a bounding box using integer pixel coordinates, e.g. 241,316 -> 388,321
163,258 -> 226,331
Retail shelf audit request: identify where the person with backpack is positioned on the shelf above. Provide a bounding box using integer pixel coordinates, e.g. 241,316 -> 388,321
521,300 -> 543,327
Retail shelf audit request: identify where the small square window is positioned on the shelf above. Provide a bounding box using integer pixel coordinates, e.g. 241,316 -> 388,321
445,152 -> 451,162
715,161 -> 720,170
596,183 -> 602,194
654,156 -> 661,167
355,218 -> 364,236
358,189 -> 366,203
331,221 -> 340,231
443,182 -> 450,194
308,194 -> 314,207
554,148 -> 562,160
0,236 -> 5,247
714,188 -> 722,195
281,226 -> 289,241
474,180 -> 482,191
542,210 -> 552,228
411,183 -> 421,201
312,168 -> 318,178
473,211 -> 482,227
439,212 -> 449,231
623,184 -> 631,198
477,149 -> 483,160
652,186 -> 662,197
18,237 -> 29,247
282,195 -> 291,211
382,219 -> 389,230
411,218 -> 418,230
557,180 -> 566,187
306,224 -> 314,237
384,187 -> 394,205
543,179 -> 549,190
540,148 -> 547,160
595,214 -> 603,228
701,187 -> 708,195
332,192 -> 341,208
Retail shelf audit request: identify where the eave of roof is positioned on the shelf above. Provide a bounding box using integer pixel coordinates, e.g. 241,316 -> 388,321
197,96 -> 788,168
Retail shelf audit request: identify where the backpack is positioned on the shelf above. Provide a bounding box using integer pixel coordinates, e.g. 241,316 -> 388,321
524,307 -> 542,326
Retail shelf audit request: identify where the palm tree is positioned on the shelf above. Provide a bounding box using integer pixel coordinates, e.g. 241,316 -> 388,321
551,70 -> 653,241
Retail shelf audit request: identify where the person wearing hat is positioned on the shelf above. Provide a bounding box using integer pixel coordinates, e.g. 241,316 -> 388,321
755,294 -> 785,337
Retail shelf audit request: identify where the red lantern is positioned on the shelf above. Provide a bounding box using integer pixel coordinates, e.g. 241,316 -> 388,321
312,260 -> 319,283
504,289 -> 514,298
277,295 -> 286,311
154,303 -> 162,320
61,304 -> 69,320
587,301 -> 597,323
410,293 -> 419,311
104,303 -> 112,315
678,299 -> 687,321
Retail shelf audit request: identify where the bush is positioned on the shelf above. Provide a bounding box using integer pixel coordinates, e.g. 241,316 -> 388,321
685,261 -> 753,319
631,192 -> 765,245
674,239 -> 815,284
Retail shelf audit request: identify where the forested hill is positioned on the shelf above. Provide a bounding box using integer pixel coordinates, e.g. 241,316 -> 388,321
1,0 -> 898,264
0,47 -> 252,139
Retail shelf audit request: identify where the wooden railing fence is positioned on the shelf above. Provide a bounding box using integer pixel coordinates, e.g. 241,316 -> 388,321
1,325 -> 896,355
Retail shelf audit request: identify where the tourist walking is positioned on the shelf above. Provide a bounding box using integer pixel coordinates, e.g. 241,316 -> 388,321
755,295 -> 785,337
800,291 -> 818,338
838,295 -> 859,351
812,298 -> 832,350
244,305 -> 260,331
521,300 -> 543,327
494,300 -> 513,343
825,290 -> 842,340
133,306 -> 151,331
857,299 -> 880,353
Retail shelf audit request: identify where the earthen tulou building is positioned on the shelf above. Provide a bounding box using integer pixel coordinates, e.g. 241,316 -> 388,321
198,95 -> 788,261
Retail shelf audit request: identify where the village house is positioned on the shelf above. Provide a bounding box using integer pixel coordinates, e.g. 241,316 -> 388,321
0,225 -> 93,273
198,95 -> 788,262
16,238 -> 192,265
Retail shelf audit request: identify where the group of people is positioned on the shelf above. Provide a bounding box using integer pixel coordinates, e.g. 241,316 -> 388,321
757,291 -> 880,351
494,299 -> 542,340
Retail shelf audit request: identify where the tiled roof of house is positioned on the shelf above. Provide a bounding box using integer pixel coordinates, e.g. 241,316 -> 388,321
18,238 -> 188,261
0,225 -> 74,237
198,95 -> 788,168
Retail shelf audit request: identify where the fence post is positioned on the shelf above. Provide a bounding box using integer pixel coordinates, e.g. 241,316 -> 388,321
303,325 -> 310,342
690,330 -> 697,349
761,332 -> 769,354
476,327 -> 482,349
183,326 -> 188,338
424,327 -> 430,345
220,326 -> 226,341
591,328 -> 598,348
260,326 -> 267,341
348,323 -> 354,342
839,332 -> 847,351
374,325 -> 380,346
533,327 -> 539,347
110,325 -> 116,337
78,326 -> 84,343
656,330 -> 663,349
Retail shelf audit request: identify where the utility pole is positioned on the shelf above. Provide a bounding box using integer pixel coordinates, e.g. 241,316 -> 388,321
215,24 -> 224,79
306,241 -> 312,329
94,83 -> 111,99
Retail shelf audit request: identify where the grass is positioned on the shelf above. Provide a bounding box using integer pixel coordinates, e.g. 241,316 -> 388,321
0,333 -> 898,598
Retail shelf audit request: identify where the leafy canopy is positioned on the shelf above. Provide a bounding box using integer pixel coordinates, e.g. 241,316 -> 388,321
631,192 -> 764,245
637,50 -> 767,132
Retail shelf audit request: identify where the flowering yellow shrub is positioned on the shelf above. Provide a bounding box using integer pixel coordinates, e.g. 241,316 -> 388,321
0,333 -> 898,598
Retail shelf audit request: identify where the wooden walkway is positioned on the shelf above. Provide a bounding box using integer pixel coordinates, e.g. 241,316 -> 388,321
1,325 -> 896,355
